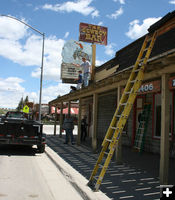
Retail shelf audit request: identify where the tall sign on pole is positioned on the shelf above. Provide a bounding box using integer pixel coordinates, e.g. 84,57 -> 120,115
61,39 -> 92,83
79,23 -> 108,81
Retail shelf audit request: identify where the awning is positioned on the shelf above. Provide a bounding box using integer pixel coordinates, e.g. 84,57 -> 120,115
51,106 -> 78,115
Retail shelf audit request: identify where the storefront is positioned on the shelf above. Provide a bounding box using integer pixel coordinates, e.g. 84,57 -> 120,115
126,78 -> 175,156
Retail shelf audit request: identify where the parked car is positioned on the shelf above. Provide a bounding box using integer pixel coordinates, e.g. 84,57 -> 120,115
0,111 -> 46,153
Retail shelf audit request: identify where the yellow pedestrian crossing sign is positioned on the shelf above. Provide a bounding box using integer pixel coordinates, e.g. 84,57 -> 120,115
23,105 -> 29,113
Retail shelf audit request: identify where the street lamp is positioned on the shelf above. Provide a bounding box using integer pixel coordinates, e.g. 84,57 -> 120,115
0,14 -> 45,122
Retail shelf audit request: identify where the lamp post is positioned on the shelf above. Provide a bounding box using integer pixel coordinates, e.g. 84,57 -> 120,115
0,14 -> 45,122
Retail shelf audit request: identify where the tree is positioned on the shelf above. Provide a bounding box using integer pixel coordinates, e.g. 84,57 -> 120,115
24,96 -> 29,105
16,97 -> 24,111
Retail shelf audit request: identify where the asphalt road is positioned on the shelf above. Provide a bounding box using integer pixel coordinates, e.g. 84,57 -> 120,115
0,145 -> 84,200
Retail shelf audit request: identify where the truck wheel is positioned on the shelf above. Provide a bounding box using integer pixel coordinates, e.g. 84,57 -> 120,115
37,144 -> 45,153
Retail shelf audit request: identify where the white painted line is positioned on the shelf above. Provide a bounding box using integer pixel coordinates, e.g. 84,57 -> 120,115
112,190 -> 126,194
140,177 -> 154,181
135,187 -> 151,191
143,192 -> 160,196
110,173 -> 124,176
119,195 -> 134,199
122,179 -> 136,183
101,181 -> 112,185
106,186 -> 119,189
148,181 -> 159,184
129,172 -> 141,175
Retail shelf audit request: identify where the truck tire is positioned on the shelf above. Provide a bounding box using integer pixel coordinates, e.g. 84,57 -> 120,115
37,144 -> 45,153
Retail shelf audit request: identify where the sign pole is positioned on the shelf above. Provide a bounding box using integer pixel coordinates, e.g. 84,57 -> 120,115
91,43 -> 96,82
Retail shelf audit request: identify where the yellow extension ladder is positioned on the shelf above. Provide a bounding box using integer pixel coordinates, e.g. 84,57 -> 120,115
87,31 -> 158,191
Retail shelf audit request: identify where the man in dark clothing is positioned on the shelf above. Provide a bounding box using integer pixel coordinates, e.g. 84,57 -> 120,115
63,114 -> 74,144
81,115 -> 88,141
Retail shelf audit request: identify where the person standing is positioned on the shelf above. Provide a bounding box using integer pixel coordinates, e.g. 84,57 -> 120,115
81,115 -> 88,141
76,70 -> 83,89
63,114 -> 74,144
73,57 -> 91,87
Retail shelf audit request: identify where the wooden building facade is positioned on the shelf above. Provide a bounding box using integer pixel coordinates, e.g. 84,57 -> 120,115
49,11 -> 175,184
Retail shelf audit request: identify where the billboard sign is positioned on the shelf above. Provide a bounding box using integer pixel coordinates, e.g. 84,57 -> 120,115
61,39 -> 92,83
79,23 -> 107,45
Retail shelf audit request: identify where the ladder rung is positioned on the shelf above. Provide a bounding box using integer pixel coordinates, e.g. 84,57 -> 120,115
105,138 -> 112,142
99,164 -> 103,168
130,80 -> 136,83
94,176 -> 99,181
134,147 -> 140,150
125,88 -> 133,94
104,152 -> 108,156
140,121 -> 145,123
139,58 -> 144,62
125,91 -> 132,94
120,103 -> 127,106
143,47 -> 149,51
134,68 -> 141,73
111,126 -> 117,130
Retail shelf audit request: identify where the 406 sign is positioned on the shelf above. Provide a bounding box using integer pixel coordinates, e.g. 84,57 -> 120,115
138,83 -> 153,93
138,80 -> 160,94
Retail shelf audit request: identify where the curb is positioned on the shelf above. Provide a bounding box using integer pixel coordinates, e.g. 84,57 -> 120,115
45,146 -> 110,200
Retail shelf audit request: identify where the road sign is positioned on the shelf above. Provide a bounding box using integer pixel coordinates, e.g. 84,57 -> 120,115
23,105 -> 29,113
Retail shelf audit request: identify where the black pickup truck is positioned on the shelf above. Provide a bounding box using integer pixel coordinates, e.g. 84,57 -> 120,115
0,111 -> 46,153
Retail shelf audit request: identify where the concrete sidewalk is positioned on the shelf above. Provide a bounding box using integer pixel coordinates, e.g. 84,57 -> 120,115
45,134 -> 161,200
45,146 -> 110,200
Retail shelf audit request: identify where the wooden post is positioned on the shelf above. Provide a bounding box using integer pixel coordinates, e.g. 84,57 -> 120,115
68,101 -> 71,116
160,74 -> 170,184
115,86 -> 123,164
92,93 -> 98,152
59,101 -> 63,138
54,106 -> 57,136
91,44 -> 96,82
77,98 -> 82,145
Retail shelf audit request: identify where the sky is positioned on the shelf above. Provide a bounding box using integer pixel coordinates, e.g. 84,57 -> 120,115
0,0 -> 174,108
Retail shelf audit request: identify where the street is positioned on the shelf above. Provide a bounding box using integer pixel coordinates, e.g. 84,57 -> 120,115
0,126 -> 109,200
0,145 -> 83,200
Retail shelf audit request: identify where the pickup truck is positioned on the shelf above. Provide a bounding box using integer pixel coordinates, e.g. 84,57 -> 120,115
0,111 -> 46,153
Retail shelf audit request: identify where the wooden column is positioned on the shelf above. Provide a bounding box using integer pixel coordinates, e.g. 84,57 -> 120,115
59,101 -> 63,138
54,106 -> 57,136
115,85 -> 123,164
91,44 -> 96,82
160,74 -> 170,184
77,98 -> 82,145
92,93 -> 98,152
68,101 -> 71,116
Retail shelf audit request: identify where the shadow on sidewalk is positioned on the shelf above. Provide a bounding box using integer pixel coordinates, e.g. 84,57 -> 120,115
46,135 -> 173,200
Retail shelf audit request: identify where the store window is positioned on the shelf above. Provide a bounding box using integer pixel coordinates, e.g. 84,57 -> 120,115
153,92 -> 173,138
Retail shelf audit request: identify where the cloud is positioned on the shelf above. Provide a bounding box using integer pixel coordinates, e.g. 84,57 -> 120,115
0,16 -> 66,82
0,16 -> 28,41
0,16 -> 68,107
113,0 -> 125,4
169,0 -> 175,4
96,59 -> 106,67
92,10 -> 99,18
64,32 -> 70,38
107,7 -> 123,19
31,36 -> 65,81
98,21 -> 103,26
125,17 -> 161,39
41,0 -> 99,18
104,43 -> 116,57
42,83 -> 72,103
0,77 -> 25,108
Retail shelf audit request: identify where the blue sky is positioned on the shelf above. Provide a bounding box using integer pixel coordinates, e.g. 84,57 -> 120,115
0,0 -> 174,108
